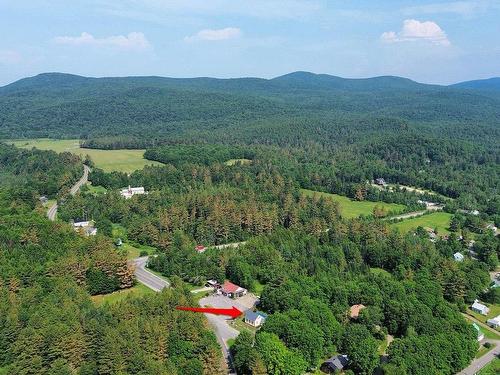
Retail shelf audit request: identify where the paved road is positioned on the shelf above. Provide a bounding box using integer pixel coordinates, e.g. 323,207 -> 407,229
132,256 -> 170,292
459,314 -> 500,374
47,164 -> 90,221
199,294 -> 255,374
457,339 -> 499,375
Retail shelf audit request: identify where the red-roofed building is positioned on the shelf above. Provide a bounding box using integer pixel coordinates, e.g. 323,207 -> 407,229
195,245 -> 206,253
219,280 -> 247,298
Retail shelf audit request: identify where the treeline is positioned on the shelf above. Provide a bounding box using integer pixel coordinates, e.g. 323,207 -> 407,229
0,189 -> 223,374
144,144 -> 255,167
0,142 -> 82,198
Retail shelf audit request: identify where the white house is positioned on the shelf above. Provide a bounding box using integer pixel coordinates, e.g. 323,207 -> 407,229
244,310 -> 268,327
73,221 -> 97,236
453,252 -> 464,262
120,186 -> 146,199
487,315 -> 500,329
471,300 -> 490,315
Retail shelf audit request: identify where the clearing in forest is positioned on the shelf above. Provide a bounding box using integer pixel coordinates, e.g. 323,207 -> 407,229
391,212 -> 453,235
301,189 -> 406,219
8,138 -> 163,173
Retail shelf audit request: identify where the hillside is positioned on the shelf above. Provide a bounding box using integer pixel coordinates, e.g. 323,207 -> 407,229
452,77 -> 500,91
1,72 -> 499,143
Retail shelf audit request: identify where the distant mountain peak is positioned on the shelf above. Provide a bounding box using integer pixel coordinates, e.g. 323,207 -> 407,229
452,77 -> 500,91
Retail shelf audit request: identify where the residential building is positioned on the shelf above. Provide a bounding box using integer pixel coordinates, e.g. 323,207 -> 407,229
320,355 -> 349,374
453,252 -> 464,262
350,304 -> 366,319
487,315 -> 500,329
195,245 -> 206,253
205,280 -> 219,288
120,186 -> 146,199
244,310 -> 268,327
219,280 -> 247,298
73,221 -> 97,236
471,300 -> 490,315
375,178 -> 386,186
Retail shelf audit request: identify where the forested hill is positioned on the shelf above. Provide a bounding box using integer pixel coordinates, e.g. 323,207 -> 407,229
1,72 -> 499,142
452,77 -> 500,91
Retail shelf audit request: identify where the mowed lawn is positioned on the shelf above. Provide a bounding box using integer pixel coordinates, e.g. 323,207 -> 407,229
301,189 -> 406,219
391,212 -> 453,235
9,138 -> 163,173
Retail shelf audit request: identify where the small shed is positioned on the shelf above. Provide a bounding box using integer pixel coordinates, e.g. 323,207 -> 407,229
453,252 -> 464,262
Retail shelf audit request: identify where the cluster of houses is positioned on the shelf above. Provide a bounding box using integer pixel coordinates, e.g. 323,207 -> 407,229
72,220 -> 97,236
120,186 -> 146,199
471,300 -> 500,329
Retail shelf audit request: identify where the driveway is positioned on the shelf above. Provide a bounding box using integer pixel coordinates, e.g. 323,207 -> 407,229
457,339 -> 500,375
199,294 -> 258,373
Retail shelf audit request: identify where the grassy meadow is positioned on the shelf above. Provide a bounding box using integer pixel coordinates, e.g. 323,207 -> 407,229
301,189 -> 406,219
91,283 -> 154,306
391,212 -> 453,235
9,138 -> 163,173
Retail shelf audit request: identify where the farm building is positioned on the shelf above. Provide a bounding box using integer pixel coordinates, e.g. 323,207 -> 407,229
120,186 -> 146,199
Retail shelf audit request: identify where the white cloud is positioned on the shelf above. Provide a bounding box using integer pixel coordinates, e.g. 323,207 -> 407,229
53,32 -> 151,50
0,50 -> 22,64
184,27 -> 241,42
381,19 -> 450,46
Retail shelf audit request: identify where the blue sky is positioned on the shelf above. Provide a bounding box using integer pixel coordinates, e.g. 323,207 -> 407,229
1,0 -> 499,85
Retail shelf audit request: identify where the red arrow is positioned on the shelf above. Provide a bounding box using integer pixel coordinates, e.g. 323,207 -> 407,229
176,306 -> 243,319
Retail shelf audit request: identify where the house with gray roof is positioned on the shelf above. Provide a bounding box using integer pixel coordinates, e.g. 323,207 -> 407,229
320,354 -> 348,373
244,310 -> 268,327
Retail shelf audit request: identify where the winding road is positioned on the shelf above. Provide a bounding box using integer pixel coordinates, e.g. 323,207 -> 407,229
132,256 -> 170,291
47,164 -> 91,221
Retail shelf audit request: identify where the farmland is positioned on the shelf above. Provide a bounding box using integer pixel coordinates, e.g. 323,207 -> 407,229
8,138 -> 163,173
301,189 -> 406,219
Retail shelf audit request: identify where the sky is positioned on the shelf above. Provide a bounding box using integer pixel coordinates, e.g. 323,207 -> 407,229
1,0 -> 500,86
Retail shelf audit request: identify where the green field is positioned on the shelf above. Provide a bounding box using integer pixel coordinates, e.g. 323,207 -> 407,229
9,138 -> 163,173
225,158 -> 252,166
301,189 -> 406,219
391,212 -> 453,235
91,283 -> 154,306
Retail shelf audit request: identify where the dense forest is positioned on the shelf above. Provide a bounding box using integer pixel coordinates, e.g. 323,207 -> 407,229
0,187 -> 223,374
0,143 -> 82,198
